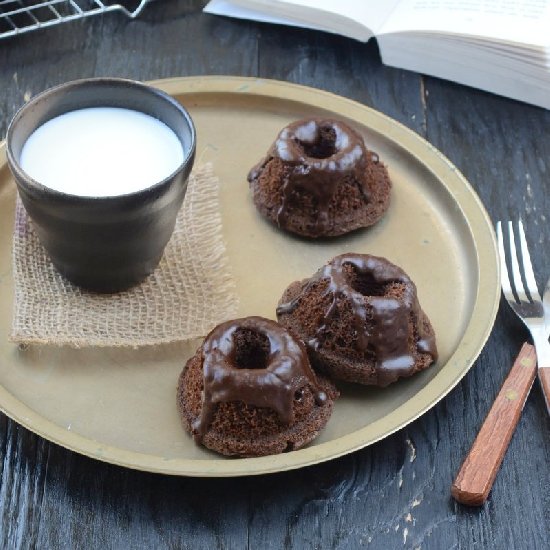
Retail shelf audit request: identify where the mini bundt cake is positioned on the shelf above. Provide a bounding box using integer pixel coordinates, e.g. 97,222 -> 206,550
177,316 -> 339,457
247,118 -> 391,238
276,254 -> 438,387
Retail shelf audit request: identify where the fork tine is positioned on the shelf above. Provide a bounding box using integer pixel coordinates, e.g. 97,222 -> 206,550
508,221 -> 530,302
497,222 -> 514,301
518,219 -> 541,301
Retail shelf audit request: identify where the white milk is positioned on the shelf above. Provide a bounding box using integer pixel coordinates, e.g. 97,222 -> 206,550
20,107 -> 184,197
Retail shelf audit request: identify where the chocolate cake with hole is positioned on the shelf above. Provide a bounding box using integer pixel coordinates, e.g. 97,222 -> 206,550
247,118 -> 391,238
276,254 -> 438,387
177,316 -> 339,457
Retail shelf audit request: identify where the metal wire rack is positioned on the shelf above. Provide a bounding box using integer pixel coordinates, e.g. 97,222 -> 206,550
0,0 -> 152,39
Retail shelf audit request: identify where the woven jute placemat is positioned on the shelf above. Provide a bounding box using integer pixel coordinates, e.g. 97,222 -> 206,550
11,163 -> 239,347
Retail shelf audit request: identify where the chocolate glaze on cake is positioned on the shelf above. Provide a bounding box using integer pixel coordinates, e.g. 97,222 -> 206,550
248,118 -> 391,238
277,254 -> 438,387
194,316 -> 327,440
177,316 -> 338,457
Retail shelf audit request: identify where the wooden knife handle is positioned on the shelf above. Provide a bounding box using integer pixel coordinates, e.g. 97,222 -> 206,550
538,367 -> 550,414
451,343 -> 537,506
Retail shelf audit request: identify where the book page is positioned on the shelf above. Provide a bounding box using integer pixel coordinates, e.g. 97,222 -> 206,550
270,0 -> 402,34
378,0 -> 550,45
208,0 -> 402,39
204,0 -> 332,33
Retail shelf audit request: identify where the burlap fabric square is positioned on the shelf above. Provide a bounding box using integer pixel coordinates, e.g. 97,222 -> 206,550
11,163 -> 239,347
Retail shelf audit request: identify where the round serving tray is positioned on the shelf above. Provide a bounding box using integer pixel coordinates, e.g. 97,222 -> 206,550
0,76 -> 499,476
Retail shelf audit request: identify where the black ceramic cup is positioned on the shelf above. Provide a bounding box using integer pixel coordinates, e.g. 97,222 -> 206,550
7,77 -> 196,293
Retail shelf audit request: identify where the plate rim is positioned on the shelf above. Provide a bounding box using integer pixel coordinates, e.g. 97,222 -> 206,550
0,75 -> 500,477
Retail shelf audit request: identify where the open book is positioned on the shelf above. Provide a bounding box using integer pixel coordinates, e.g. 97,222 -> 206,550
204,0 -> 550,110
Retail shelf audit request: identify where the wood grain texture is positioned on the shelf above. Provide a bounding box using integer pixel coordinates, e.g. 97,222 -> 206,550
451,343 -> 537,506
0,1 -> 549,549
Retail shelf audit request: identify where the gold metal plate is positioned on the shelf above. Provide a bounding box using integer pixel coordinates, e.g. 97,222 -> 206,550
0,76 -> 499,476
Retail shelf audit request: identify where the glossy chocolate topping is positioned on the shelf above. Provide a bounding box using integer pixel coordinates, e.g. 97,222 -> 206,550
277,254 -> 438,386
248,119 -> 377,236
193,316 -> 327,441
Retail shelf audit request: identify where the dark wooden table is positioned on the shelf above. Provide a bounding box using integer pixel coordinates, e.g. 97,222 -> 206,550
0,2 -> 549,548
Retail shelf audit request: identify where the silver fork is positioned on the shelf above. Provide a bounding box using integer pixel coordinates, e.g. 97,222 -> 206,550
498,220 -> 550,413
452,220 -> 549,506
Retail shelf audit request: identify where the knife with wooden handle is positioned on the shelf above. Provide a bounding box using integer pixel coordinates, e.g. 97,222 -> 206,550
539,277 -> 550,414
